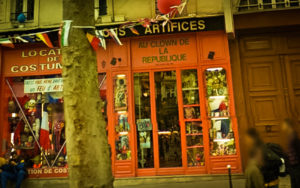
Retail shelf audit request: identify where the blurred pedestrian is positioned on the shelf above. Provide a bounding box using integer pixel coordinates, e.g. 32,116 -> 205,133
245,128 -> 265,188
281,118 -> 300,188
1,151 -> 27,188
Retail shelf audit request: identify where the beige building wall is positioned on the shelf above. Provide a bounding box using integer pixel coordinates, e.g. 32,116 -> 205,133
0,0 -> 241,32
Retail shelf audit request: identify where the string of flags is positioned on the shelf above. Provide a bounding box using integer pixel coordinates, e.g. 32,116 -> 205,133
0,0 -> 187,51
0,28 -> 59,48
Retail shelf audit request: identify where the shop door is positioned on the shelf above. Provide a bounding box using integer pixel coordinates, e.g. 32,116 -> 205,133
134,70 -> 182,171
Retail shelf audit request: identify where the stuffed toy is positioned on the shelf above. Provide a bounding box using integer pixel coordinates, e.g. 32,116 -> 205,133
25,99 -> 37,115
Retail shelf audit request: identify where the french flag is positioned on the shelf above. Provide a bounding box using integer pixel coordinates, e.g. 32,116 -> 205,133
39,111 -> 50,150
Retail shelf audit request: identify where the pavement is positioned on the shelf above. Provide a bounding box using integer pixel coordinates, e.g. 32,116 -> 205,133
9,174 -> 291,188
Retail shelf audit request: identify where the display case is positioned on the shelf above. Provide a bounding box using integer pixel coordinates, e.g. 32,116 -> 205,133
204,68 -> 236,156
181,69 -> 205,167
7,76 -> 67,169
114,74 -> 131,160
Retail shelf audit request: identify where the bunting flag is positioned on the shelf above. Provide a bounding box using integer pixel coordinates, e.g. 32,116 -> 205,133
170,1 -> 187,15
108,29 -> 123,46
61,20 -> 72,46
36,33 -> 54,48
95,30 -> 106,50
130,27 -> 139,35
86,32 -> 100,51
21,36 -> 35,43
15,36 -> 29,43
0,38 -> 14,48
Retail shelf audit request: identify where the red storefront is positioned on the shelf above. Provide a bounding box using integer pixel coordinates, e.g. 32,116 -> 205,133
0,21 -> 242,178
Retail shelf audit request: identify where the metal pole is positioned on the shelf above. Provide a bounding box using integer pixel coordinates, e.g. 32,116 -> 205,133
227,164 -> 233,188
6,79 -> 51,167
51,141 -> 66,167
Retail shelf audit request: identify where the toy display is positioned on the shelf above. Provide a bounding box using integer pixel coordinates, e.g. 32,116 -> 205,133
187,147 -> 205,167
204,68 -> 236,156
209,119 -> 236,156
115,135 -> 131,160
184,107 -> 200,119
7,77 -> 67,168
115,113 -> 130,133
114,75 -> 127,111
185,121 -> 202,134
205,68 -> 228,97
181,69 -> 199,105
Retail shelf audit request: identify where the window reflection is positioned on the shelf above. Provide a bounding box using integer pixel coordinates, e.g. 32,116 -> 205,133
134,73 -> 154,168
155,71 -> 182,168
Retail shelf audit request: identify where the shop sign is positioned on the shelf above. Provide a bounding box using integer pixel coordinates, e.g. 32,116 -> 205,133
96,16 -> 224,38
3,48 -> 62,76
24,78 -> 63,93
27,167 -> 68,178
131,34 -> 197,67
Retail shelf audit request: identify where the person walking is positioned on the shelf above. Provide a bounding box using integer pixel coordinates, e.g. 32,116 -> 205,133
281,118 -> 300,188
245,128 -> 265,188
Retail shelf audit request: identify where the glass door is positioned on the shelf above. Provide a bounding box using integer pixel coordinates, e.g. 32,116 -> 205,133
134,70 -> 182,170
154,71 -> 182,168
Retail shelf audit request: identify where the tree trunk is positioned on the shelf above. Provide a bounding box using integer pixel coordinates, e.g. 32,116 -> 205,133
62,0 -> 113,187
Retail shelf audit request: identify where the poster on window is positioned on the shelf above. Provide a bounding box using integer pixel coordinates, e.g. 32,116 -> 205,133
24,78 -> 63,93
114,75 -> 127,111
137,118 -> 152,131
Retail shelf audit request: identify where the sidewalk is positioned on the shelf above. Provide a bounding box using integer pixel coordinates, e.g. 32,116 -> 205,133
12,174 -> 291,188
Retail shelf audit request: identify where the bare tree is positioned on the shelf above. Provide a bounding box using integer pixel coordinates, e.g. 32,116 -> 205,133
62,0 -> 113,187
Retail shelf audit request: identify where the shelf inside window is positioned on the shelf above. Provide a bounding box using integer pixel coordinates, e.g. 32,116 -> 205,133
183,104 -> 200,107
187,145 -> 204,149
186,133 -> 203,136
182,88 -> 199,91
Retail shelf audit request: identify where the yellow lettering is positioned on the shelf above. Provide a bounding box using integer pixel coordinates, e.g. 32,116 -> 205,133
39,50 -> 47,56
181,21 -> 189,31
56,48 -> 61,55
11,66 -> 19,72
21,51 -> 28,58
152,24 -> 160,34
28,50 -> 37,57
190,20 -> 197,31
119,28 -> 126,36
144,27 -> 152,34
48,49 -> 56,56
198,20 -> 205,30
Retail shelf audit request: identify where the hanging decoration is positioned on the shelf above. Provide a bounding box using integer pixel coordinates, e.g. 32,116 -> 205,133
157,0 -> 181,14
61,20 -> 72,47
36,33 -> 54,48
95,30 -> 106,50
86,32 -> 101,51
108,29 -> 123,46
0,0 -> 187,50
0,38 -> 14,48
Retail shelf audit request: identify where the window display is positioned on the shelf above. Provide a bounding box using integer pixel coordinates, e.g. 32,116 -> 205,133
114,75 -> 131,161
205,68 -> 236,156
7,76 -> 66,168
114,75 -> 127,111
181,69 -> 205,167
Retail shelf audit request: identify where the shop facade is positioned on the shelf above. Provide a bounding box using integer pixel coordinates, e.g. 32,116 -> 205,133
0,18 -> 242,178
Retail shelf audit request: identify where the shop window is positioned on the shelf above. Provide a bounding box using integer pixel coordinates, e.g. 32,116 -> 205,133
238,0 -> 300,12
10,0 -> 35,21
134,72 -> 154,168
181,69 -> 204,167
6,76 -> 66,169
155,71 -> 182,167
205,68 -> 236,156
114,74 -> 131,161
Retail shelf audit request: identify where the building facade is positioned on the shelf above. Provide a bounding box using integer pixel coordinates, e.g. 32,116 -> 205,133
0,0 -> 300,179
